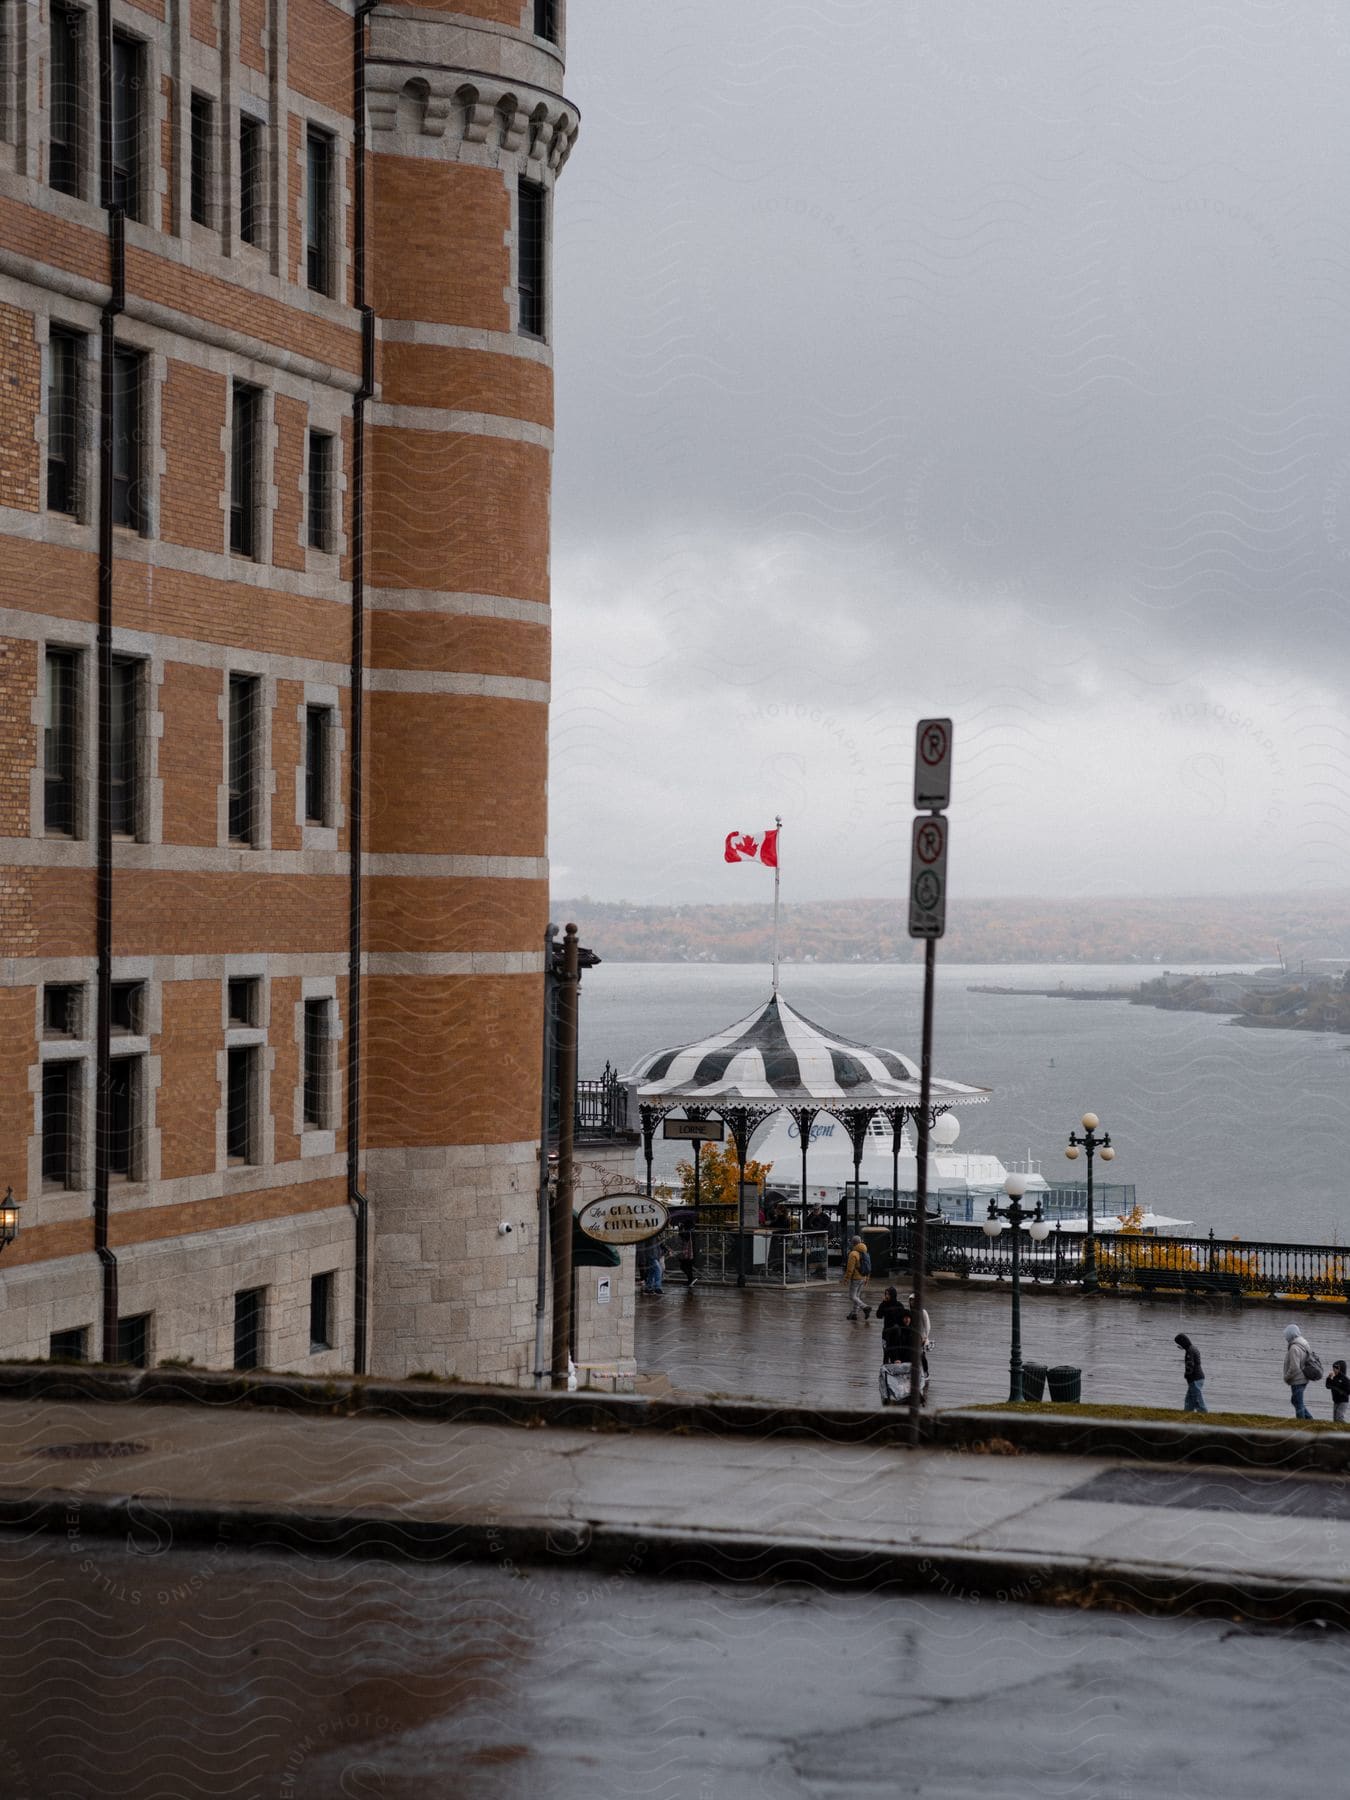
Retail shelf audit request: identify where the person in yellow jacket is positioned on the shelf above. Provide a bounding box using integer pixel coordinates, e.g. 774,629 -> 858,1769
843,1237 -> 872,1322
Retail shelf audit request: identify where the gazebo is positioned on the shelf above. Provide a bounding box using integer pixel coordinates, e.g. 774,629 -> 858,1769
626,993 -> 990,1241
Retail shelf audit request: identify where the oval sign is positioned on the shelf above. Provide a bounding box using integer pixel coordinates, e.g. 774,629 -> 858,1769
577,1192 -> 669,1246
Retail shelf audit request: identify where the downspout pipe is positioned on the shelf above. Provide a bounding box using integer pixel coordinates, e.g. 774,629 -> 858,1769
94,0 -> 124,1362
347,0 -> 378,1375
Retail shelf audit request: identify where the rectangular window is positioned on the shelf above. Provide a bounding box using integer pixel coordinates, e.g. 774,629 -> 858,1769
305,126 -> 334,295
111,347 -> 146,533
189,92 -> 213,226
309,1270 -> 334,1352
303,997 -> 330,1128
116,1312 -> 150,1368
306,430 -> 333,552
107,1055 -> 141,1179
304,704 -> 332,824
43,983 -> 83,1037
226,673 -> 260,843
110,32 -> 143,219
41,1060 -> 79,1189
239,112 -> 264,247
230,382 -> 261,558
226,1044 -> 257,1163
47,328 -> 84,515
49,8 -> 83,197
49,1326 -> 89,1364
517,177 -> 546,339
109,980 -> 144,1034
233,1287 -> 265,1370
533,0 -> 558,42
0,0 -> 17,148
109,656 -> 142,838
227,976 -> 259,1027
44,647 -> 80,835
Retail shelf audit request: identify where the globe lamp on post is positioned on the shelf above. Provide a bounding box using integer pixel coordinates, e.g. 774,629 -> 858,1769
1066,1112 -> 1113,1294
983,1172 -> 1050,1402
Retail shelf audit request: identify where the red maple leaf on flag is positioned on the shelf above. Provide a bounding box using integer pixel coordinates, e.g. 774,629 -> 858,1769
725,829 -> 779,866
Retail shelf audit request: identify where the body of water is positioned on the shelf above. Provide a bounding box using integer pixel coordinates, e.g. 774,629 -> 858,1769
579,962 -> 1350,1243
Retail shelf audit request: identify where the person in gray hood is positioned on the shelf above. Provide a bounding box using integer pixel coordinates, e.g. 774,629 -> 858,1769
1283,1323 -> 1315,1419
1175,1334 -> 1206,1413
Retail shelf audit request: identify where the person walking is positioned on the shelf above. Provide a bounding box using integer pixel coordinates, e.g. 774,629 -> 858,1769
1327,1359 -> 1349,1425
907,1292 -> 932,1375
875,1286 -> 906,1340
675,1224 -> 697,1289
843,1237 -> 872,1321
1283,1322 -> 1316,1418
1175,1333 -> 1207,1413
643,1236 -> 665,1297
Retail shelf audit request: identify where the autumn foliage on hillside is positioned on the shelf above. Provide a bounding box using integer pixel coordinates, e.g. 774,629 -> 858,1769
554,894 -> 1350,967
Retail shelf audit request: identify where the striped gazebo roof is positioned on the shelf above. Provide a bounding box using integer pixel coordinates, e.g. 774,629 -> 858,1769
626,993 -> 989,1112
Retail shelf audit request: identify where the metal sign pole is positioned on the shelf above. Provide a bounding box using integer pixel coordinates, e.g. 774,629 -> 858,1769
907,718 -> 952,1446
908,939 -> 935,1445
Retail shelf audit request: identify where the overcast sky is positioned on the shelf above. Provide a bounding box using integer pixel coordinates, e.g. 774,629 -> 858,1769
548,1 -> 1350,904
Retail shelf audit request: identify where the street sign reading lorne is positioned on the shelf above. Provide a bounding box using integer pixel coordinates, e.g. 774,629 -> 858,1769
662,1117 -> 726,1142
914,717 -> 953,812
908,812 -> 948,939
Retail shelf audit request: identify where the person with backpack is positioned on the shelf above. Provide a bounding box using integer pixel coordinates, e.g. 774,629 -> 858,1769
1174,1333 -> 1207,1413
1282,1322 -> 1321,1418
1326,1360 -> 1350,1424
843,1237 -> 872,1321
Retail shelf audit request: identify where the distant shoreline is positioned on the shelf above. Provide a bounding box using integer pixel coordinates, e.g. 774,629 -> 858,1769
967,970 -> 1350,1039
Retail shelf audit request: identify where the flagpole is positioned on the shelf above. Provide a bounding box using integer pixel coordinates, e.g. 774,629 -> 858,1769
771,815 -> 782,995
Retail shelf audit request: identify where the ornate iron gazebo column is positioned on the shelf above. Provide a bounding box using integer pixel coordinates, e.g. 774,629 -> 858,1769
878,1104 -> 916,1266
719,1105 -> 774,1288
879,1105 -> 914,1214
684,1105 -> 710,1223
836,1108 -> 879,1246
786,1104 -> 820,1226
639,1103 -> 660,1200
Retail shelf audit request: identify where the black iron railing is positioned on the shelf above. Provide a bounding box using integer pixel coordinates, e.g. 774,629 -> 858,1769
884,1220 -> 1350,1301
574,1062 -> 630,1141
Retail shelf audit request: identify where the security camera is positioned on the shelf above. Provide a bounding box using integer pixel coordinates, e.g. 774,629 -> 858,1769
497,1221 -> 514,1236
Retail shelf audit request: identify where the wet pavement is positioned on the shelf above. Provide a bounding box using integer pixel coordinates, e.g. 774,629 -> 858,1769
635,1276 -> 1350,1418
2,1536 -> 1348,1800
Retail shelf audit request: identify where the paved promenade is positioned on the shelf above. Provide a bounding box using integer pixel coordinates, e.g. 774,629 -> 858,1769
635,1275 -> 1350,1416
2,1393 -> 1349,1623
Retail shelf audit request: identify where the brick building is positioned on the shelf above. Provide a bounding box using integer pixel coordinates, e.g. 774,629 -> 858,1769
0,0 -> 577,1380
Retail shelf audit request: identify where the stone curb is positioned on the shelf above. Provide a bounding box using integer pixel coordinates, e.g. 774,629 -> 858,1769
5,1487 -> 1347,1629
936,1408 -> 1350,1472
2,1364 -> 1348,1471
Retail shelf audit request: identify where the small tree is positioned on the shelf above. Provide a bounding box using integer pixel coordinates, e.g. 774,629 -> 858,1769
675,1140 -> 773,1209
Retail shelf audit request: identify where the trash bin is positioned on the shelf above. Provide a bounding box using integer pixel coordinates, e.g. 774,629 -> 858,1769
1020,1361 -> 1048,1402
862,1227 -> 892,1281
1046,1364 -> 1082,1404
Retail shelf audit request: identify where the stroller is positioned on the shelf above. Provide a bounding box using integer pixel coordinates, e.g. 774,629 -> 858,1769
878,1359 -> 927,1406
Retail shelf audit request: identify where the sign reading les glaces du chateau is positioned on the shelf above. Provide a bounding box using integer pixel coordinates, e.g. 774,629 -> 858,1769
576,1194 -> 669,1245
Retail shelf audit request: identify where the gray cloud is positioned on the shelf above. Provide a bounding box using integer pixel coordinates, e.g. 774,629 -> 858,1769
549,2 -> 1350,900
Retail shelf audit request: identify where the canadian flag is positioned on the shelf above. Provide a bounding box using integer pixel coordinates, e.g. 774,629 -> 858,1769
724,828 -> 779,867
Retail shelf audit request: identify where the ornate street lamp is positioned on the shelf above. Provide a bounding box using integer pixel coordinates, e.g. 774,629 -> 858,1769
1065,1111 -> 1114,1294
982,1173 -> 1051,1401
0,1189 -> 20,1252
